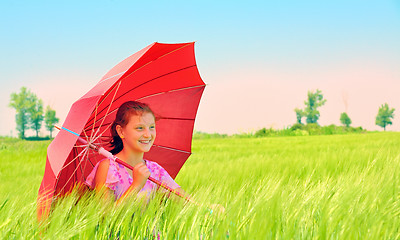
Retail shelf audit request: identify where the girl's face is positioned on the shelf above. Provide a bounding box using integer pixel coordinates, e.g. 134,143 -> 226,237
117,112 -> 156,154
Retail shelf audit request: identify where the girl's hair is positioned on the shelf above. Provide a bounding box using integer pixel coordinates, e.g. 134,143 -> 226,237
109,101 -> 155,155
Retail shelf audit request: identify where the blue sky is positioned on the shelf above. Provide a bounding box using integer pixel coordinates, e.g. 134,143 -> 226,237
1,1 -> 399,136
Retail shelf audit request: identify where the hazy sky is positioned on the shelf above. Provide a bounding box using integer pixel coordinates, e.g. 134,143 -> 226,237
1,1 -> 399,136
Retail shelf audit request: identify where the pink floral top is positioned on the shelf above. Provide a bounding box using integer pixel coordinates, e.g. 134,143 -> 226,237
85,159 -> 180,200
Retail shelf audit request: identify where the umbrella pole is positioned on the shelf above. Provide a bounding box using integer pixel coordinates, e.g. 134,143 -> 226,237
54,125 -> 198,205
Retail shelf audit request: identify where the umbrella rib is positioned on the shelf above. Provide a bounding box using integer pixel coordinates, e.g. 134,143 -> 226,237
88,81 -> 121,144
65,149 -> 87,193
152,144 -> 192,154
82,126 -> 91,147
135,84 -> 206,101
73,148 -> 78,184
80,149 -> 96,182
78,155 -> 85,182
97,72 -> 124,84
91,121 -> 113,144
90,81 -> 121,144
83,82 -> 121,134
159,117 -> 195,121
76,146 -> 89,183
94,132 -> 106,153
116,64 -> 197,102
79,148 -> 97,182
86,151 -> 96,168
89,102 -> 99,145
168,84 -> 206,92
57,146 -> 89,173
74,144 -> 90,148
84,111 -> 117,133
82,133 -> 112,139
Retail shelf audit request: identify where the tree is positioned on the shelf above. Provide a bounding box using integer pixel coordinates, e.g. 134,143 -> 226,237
294,108 -> 304,124
340,112 -> 352,127
303,89 -> 326,124
9,87 -> 32,138
45,106 -> 59,138
29,96 -> 44,137
375,103 -> 395,131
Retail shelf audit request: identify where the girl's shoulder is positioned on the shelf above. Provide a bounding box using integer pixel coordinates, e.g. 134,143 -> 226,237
85,158 -> 120,188
145,160 -> 180,189
145,160 -> 163,170
97,158 -> 110,167
145,160 -> 171,177
96,158 -> 120,170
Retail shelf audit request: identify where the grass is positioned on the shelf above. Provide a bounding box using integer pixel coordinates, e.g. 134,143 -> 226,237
0,132 -> 400,239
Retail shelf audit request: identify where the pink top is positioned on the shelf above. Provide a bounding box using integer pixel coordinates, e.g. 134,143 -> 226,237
85,159 -> 180,200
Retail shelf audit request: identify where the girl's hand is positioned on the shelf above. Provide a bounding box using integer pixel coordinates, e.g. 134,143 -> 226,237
132,162 -> 150,187
117,162 -> 150,203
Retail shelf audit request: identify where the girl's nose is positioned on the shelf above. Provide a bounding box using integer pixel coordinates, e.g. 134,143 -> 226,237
143,129 -> 151,138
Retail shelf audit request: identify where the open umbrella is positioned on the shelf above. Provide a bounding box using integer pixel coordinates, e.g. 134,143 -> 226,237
37,42 -> 206,220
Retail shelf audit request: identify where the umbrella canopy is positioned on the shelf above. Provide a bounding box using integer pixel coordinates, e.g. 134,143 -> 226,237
37,42 -> 205,219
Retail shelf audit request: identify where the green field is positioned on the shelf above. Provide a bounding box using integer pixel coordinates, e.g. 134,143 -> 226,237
1,132 -> 400,239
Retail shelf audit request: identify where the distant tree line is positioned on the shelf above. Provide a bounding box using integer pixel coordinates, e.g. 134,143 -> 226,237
9,87 -> 59,139
294,89 -> 395,131
195,89 -> 396,139
8,87 -> 396,139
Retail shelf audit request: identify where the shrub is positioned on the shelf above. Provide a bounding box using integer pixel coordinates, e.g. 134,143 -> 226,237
193,131 -> 228,139
290,123 -> 304,131
292,129 -> 309,136
193,124 -> 366,139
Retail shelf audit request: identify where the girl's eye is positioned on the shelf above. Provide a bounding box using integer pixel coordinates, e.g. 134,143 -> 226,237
136,127 -> 143,130
150,126 -> 155,129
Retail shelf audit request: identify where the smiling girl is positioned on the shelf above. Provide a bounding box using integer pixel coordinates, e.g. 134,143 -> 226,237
85,101 -> 183,201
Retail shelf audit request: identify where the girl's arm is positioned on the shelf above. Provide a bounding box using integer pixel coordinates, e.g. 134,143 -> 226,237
93,159 -> 113,198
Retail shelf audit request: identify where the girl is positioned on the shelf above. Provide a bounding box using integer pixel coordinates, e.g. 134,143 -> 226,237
85,101 -> 184,201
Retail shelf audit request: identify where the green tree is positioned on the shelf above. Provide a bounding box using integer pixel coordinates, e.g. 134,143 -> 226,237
294,108 -> 304,124
9,87 -> 33,138
340,112 -> 352,127
45,105 -> 59,138
29,96 -> 44,137
375,103 -> 395,131
303,89 -> 327,124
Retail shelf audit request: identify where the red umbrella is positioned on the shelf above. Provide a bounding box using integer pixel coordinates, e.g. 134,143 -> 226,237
37,42 -> 206,220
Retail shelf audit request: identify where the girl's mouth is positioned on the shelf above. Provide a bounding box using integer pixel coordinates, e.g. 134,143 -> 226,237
139,140 -> 151,144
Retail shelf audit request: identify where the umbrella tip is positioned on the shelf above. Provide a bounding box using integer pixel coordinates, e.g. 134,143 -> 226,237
54,125 -> 61,130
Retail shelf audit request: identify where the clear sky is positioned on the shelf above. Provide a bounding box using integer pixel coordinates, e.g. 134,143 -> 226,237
1,1 -> 399,136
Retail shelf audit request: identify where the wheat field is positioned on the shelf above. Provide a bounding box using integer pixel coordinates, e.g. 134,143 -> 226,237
0,132 -> 399,239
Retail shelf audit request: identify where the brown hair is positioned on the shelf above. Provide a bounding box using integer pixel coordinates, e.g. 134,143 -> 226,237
110,101 -> 155,154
